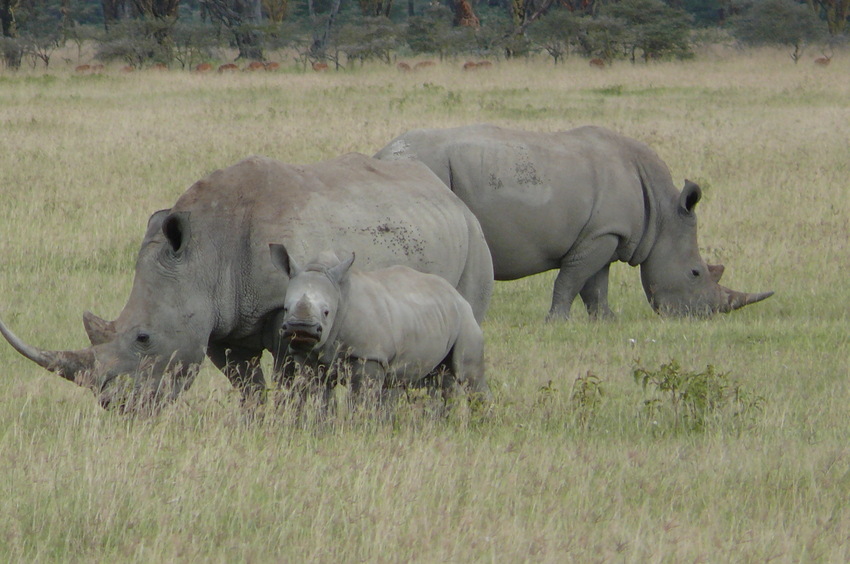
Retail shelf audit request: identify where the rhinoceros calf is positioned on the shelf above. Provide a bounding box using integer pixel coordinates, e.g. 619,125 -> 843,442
0,153 -> 493,411
269,243 -> 490,404
375,124 -> 773,319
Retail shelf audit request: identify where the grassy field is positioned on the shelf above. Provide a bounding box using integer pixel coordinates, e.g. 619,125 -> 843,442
0,48 -> 848,561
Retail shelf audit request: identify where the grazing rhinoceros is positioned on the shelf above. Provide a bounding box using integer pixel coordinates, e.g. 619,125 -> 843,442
268,244 -> 490,403
375,124 -> 773,319
0,153 -> 493,411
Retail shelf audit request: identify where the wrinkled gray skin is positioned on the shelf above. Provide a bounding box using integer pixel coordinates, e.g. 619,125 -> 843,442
0,154 -> 493,411
268,244 -> 490,403
375,124 -> 773,319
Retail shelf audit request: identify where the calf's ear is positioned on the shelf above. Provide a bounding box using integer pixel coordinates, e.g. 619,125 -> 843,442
328,252 -> 355,283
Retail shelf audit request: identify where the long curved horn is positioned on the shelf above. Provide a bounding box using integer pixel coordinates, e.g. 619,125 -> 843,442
0,318 -> 95,382
718,287 -> 774,313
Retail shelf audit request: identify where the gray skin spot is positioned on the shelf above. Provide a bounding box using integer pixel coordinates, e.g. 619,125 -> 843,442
352,220 -> 426,258
488,173 -> 504,190
514,158 -> 543,186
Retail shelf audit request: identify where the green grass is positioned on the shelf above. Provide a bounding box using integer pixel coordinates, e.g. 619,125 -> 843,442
0,47 -> 848,561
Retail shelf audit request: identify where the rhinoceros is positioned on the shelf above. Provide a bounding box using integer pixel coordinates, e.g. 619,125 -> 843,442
268,244 -> 490,403
375,124 -> 773,319
0,153 -> 493,411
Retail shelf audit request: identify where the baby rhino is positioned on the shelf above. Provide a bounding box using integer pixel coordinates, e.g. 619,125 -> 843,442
268,243 -> 491,405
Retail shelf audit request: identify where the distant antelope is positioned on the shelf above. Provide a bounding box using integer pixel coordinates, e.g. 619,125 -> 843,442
74,64 -> 91,73
414,61 -> 436,71
194,63 -> 213,73
264,61 -> 280,71
463,61 -> 479,71
247,61 -> 265,71
476,61 -> 492,69
397,61 -> 412,72
814,55 -> 832,66
312,61 -> 329,72
218,63 -> 239,73
589,58 -> 606,68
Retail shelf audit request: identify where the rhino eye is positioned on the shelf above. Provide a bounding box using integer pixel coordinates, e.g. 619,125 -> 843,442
323,309 -> 330,318
136,333 -> 151,345
691,269 -> 701,278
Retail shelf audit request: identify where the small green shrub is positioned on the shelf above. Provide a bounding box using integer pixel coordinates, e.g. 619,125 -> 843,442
570,371 -> 605,429
633,359 -> 765,433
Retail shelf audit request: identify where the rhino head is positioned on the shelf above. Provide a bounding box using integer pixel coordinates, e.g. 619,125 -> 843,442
269,243 -> 354,353
0,209 -> 212,412
639,180 -> 773,317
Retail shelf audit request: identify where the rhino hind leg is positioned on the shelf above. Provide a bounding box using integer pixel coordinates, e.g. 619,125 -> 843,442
548,235 -> 620,321
579,264 -> 615,320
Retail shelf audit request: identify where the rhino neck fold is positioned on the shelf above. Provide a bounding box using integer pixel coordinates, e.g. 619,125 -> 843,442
627,164 -> 660,267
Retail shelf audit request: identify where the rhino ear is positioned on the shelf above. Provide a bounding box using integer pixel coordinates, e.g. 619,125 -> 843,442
144,209 -> 171,241
83,311 -> 116,346
162,212 -> 190,254
328,252 -> 355,284
269,243 -> 302,278
679,180 -> 702,215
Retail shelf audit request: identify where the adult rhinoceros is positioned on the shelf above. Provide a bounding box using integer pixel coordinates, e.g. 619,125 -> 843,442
0,153 -> 493,411
375,124 -> 773,319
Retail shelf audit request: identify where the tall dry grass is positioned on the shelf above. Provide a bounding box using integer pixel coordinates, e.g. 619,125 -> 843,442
0,47 -> 848,561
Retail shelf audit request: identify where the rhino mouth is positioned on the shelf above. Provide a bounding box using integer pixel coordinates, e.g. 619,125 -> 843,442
287,332 -> 321,349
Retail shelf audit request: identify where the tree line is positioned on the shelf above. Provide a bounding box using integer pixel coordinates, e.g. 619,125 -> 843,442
0,0 -> 846,69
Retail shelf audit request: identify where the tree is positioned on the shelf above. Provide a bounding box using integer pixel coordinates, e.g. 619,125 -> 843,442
200,0 -> 264,60
527,8 -> 580,64
337,16 -> 401,64
574,15 -> 627,60
600,0 -> 693,61
0,0 -> 23,68
805,0 -> 849,35
732,0 -> 826,62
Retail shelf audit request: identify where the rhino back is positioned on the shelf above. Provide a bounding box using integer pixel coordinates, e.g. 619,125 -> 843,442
379,125 -> 673,279
333,266 -> 474,377
168,154 -> 476,341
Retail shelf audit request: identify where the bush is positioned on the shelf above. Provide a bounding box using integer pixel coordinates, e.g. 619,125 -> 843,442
599,0 -> 693,61
731,0 -> 826,62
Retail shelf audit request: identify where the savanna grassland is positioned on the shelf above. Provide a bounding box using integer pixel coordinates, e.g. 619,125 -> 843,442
0,47 -> 848,562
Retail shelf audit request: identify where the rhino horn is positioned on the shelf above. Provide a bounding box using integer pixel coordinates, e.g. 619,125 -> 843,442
0,317 -> 95,383
707,263 -> 725,284
718,286 -> 774,313
83,311 -> 116,346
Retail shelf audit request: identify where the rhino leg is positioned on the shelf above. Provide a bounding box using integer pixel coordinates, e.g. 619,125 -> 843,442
349,358 -> 387,406
448,323 -> 490,404
579,264 -> 615,320
207,343 -> 267,406
548,235 -> 620,321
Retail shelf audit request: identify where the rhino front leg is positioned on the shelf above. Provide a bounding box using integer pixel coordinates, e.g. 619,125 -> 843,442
349,358 -> 387,406
449,322 -> 491,404
579,263 -> 615,319
207,343 -> 267,406
548,235 -> 619,321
